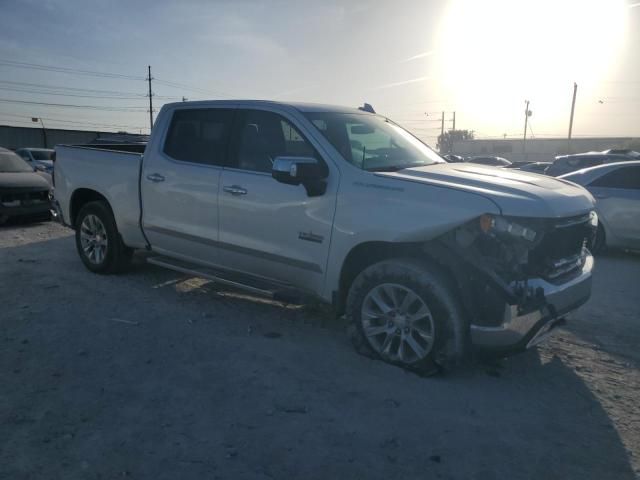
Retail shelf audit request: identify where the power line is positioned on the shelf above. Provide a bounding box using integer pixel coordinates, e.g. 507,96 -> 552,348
0,81 -> 181,101
0,85 -> 148,100
0,98 -> 147,111
0,59 -> 144,80
0,79 -> 144,96
0,58 -> 239,99
0,112 -> 145,130
154,77 -> 236,98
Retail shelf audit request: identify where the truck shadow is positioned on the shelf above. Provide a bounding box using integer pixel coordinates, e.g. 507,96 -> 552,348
1,235 -> 638,479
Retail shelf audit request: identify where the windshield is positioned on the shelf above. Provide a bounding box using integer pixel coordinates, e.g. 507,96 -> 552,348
30,150 -> 54,161
304,112 -> 444,171
0,151 -> 34,173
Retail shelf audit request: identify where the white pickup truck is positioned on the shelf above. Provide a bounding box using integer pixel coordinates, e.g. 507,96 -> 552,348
53,100 -> 596,374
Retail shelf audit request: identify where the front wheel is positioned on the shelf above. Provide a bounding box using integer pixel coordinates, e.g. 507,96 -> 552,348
346,259 -> 468,375
75,201 -> 132,274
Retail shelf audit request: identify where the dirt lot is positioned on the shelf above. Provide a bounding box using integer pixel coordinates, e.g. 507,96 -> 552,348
1,221 -> 639,480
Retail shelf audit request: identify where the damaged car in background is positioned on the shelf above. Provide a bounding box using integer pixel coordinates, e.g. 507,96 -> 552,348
52,100 -> 596,374
0,147 -> 52,225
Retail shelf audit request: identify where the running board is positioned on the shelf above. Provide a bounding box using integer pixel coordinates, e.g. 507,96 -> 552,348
146,255 -> 302,302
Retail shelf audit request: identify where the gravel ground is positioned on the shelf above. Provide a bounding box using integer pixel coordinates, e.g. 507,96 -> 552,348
1,221 -> 639,480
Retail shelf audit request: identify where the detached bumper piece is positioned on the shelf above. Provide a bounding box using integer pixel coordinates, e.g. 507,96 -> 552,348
470,253 -> 593,351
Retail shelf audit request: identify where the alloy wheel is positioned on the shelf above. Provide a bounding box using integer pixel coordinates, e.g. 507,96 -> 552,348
79,214 -> 108,264
361,283 -> 435,364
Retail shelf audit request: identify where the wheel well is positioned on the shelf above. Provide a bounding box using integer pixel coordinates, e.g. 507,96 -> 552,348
336,241 -> 424,315
69,188 -> 108,228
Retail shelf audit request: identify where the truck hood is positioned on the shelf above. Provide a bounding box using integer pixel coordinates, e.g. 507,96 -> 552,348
376,163 -> 595,218
0,171 -> 51,190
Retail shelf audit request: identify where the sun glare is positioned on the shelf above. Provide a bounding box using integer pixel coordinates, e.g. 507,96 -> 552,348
434,0 -> 628,135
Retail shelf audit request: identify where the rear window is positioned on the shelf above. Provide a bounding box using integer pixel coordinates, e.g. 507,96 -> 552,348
163,108 -> 234,165
567,156 -> 602,168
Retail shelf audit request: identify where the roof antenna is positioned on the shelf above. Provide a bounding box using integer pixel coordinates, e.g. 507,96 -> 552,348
358,103 -> 376,114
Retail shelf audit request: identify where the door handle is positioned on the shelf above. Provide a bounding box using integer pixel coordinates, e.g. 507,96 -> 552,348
146,173 -> 165,183
223,185 -> 248,195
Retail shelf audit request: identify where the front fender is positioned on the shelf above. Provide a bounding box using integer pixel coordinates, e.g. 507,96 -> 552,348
322,177 -> 501,300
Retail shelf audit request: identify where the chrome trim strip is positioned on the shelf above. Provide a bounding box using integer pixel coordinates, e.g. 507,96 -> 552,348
144,225 -> 323,274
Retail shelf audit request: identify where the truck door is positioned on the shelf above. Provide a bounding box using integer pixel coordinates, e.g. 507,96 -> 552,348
141,107 -> 235,264
217,108 -> 338,294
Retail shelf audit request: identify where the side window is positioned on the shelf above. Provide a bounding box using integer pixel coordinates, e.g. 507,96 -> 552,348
590,166 -> 640,189
581,157 -> 603,168
17,150 -> 30,161
163,108 -> 234,165
233,110 -> 320,173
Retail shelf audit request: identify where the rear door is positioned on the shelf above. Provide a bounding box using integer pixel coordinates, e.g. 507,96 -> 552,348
216,108 -> 337,294
141,107 -> 235,264
589,165 -> 640,248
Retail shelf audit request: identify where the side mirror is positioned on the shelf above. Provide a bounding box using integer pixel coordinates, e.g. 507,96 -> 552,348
272,156 -> 327,196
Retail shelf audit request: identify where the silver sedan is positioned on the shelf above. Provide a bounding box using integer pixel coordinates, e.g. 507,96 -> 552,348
560,161 -> 640,252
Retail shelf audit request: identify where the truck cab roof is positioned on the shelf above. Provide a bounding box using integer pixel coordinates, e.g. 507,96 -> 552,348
160,99 -> 373,115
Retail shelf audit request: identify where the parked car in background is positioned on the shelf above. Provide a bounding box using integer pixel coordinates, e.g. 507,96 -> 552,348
16,148 -> 55,174
601,149 -> 640,158
0,147 -> 52,224
560,161 -> 640,252
546,152 -> 634,177
53,100 -> 596,374
466,155 -> 512,167
514,162 -> 552,174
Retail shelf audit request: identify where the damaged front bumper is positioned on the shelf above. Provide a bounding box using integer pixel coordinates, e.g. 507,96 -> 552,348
470,253 -> 593,351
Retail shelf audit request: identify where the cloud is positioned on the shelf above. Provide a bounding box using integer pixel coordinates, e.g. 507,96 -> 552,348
400,51 -> 435,63
372,76 -> 431,90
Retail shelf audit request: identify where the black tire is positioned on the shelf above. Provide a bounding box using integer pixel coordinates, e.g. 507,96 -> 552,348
591,223 -> 606,255
346,258 -> 468,375
75,201 -> 133,274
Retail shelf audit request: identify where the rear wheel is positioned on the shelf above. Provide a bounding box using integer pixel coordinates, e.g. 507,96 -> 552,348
346,259 -> 468,375
75,201 -> 132,273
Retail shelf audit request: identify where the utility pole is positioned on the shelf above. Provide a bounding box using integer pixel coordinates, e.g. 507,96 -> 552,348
147,65 -> 154,131
567,82 -> 578,154
440,111 -> 445,137
452,111 -> 456,131
32,117 -> 47,148
523,100 -> 531,161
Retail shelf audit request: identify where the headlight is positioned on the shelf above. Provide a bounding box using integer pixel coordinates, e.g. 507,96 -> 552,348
589,210 -> 598,228
479,214 -> 537,242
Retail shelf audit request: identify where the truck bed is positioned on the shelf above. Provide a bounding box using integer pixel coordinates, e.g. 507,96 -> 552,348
54,144 -> 148,248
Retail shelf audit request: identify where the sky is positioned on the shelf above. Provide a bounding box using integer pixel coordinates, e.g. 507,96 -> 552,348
0,0 -> 638,145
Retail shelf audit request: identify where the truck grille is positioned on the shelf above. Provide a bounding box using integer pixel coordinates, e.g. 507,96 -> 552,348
528,214 -> 591,280
0,189 -> 49,207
